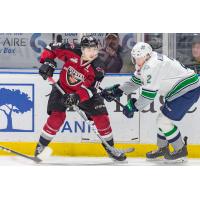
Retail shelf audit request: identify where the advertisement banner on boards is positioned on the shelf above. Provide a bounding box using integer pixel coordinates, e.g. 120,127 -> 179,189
0,73 -> 199,144
0,33 -> 136,73
0,73 -> 139,143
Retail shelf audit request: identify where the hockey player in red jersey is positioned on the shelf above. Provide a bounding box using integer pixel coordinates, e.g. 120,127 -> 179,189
34,35 -> 126,161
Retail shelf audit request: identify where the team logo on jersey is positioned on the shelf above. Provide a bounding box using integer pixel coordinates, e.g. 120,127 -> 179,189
66,66 -> 84,86
70,57 -> 78,63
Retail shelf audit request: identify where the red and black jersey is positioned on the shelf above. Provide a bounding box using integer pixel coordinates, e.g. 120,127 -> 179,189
40,43 -> 105,102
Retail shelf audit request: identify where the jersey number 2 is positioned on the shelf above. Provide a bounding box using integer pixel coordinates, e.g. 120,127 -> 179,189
147,75 -> 152,83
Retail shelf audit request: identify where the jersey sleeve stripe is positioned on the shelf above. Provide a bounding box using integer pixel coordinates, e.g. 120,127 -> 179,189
142,88 -> 158,93
163,125 -> 178,137
131,75 -> 142,85
141,89 -> 157,100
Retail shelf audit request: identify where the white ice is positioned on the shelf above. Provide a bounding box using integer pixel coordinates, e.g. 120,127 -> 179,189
0,156 -> 200,166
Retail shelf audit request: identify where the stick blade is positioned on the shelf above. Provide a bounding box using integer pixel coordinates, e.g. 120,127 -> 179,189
123,147 -> 135,153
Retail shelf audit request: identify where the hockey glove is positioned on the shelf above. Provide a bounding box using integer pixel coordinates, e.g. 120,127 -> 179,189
63,93 -> 80,107
123,98 -> 138,118
101,84 -> 123,102
39,58 -> 57,80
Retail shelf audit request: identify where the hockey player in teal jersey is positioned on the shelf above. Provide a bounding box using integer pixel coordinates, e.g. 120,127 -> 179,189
101,42 -> 200,162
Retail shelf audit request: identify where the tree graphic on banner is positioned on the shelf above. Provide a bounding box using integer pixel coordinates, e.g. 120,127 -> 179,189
0,88 -> 33,131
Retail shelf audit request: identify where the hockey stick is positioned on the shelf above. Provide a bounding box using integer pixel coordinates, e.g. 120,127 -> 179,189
0,145 -> 41,162
47,77 -> 135,155
73,106 -> 134,154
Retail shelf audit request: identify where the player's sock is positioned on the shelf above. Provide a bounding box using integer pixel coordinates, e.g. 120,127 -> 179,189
163,125 -> 184,151
157,132 -> 169,148
103,136 -> 114,146
35,135 -> 52,157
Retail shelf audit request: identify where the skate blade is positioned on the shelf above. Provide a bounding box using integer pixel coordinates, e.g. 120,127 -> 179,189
146,157 -> 165,162
164,157 -> 188,164
109,156 -> 128,164
111,159 -> 128,164
37,147 -> 53,161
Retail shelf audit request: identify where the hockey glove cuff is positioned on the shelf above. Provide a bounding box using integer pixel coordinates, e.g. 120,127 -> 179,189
123,98 -> 138,118
39,58 -> 57,80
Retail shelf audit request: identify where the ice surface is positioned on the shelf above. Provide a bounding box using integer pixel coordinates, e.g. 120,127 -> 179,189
0,156 -> 200,166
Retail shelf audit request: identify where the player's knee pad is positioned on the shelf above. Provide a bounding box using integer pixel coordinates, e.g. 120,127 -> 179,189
156,113 -> 174,133
43,111 -> 66,135
91,114 -> 112,137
